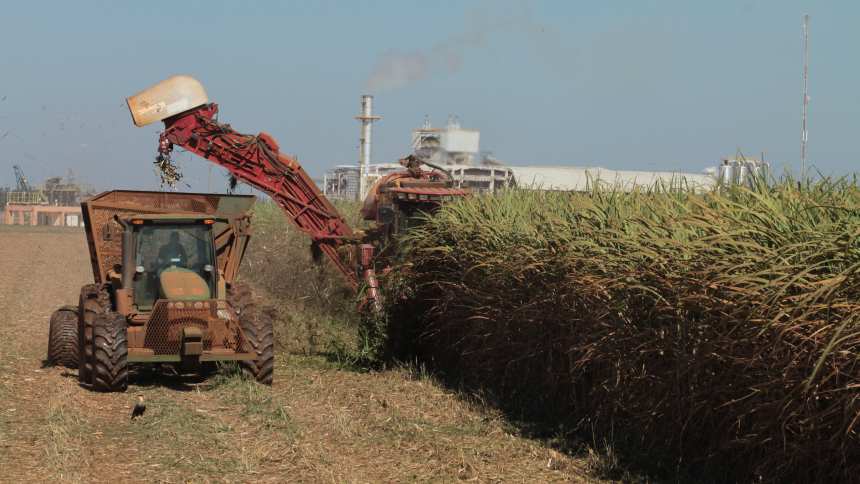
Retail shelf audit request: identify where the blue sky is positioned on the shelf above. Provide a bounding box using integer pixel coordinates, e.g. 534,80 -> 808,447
0,1 -> 856,192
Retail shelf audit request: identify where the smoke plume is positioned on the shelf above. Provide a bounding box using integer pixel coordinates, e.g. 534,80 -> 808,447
364,4 -> 563,92
364,3 -> 563,93
365,30 -> 486,92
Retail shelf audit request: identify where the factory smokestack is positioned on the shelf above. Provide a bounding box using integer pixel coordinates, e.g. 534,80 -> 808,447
355,95 -> 381,201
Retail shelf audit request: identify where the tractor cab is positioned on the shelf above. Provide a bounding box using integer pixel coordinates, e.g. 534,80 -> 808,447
126,215 -> 219,311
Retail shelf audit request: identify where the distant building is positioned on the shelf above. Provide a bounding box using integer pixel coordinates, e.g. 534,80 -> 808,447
324,116 -> 514,199
322,165 -> 361,201
714,156 -> 770,187
3,204 -> 83,226
322,111 -> 729,200
323,162 -> 515,200
1,169 -> 88,226
509,166 -> 716,193
412,116 -> 481,165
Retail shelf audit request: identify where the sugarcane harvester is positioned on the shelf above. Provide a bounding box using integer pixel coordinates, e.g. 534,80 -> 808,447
45,76 -> 466,392
126,75 -> 467,310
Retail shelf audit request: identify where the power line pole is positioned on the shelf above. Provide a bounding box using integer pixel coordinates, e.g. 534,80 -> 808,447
801,14 -> 810,176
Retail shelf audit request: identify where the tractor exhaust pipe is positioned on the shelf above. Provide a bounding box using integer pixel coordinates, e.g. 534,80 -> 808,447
116,218 -> 135,291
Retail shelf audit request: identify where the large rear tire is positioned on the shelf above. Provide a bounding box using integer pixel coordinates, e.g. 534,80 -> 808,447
228,283 -> 274,385
92,312 -> 128,392
47,306 -> 79,368
78,284 -> 110,385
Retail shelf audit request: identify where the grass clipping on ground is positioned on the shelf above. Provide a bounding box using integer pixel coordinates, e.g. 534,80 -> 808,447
377,177 -> 860,483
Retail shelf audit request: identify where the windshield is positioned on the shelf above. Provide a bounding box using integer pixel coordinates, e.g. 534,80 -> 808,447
133,223 -> 215,308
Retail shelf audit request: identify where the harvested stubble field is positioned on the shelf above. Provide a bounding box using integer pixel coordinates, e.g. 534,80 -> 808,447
377,178 -> 860,483
0,221 -> 605,483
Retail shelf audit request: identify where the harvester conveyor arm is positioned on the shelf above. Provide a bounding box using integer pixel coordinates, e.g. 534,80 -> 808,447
157,103 -> 358,288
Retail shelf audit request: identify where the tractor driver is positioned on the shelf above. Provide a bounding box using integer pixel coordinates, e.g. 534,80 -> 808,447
157,231 -> 187,269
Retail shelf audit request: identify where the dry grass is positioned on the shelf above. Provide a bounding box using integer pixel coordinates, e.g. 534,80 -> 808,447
379,176 -> 860,482
241,201 -> 363,356
237,201 -> 607,482
0,219 -> 602,482
41,387 -> 92,481
268,353 -> 599,482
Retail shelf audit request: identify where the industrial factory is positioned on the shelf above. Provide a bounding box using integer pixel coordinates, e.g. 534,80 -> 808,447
324,97 -> 513,200
323,96 -> 767,200
0,166 -> 90,226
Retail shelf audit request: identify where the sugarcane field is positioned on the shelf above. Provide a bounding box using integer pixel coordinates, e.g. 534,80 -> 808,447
0,3 -> 857,483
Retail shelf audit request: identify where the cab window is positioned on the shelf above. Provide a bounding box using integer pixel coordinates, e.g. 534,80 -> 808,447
132,223 -> 215,308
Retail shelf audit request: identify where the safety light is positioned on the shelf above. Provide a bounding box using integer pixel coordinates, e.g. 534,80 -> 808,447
203,219 -> 215,225
131,219 -> 144,225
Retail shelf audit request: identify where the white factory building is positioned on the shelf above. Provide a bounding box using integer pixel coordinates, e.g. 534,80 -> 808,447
322,97 -> 769,200
322,118 -> 718,198
508,165 -> 717,193
324,114 -> 516,199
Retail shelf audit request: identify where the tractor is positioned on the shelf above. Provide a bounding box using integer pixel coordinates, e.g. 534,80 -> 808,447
46,190 -> 272,391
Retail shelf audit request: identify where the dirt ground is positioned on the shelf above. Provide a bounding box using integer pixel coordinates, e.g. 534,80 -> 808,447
0,226 -> 601,483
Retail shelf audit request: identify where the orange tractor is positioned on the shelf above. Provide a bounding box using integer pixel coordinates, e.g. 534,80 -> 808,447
46,75 -> 467,391
47,190 -> 270,391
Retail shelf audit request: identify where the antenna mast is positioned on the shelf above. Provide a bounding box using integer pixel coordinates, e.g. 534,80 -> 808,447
801,14 -> 810,176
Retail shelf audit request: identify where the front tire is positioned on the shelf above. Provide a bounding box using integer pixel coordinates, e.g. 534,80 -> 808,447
240,307 -> 275,385
229,283 -> 274,385
78,284 -> 110,385
47,306 -> 79,368
92,312 -> 128,392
